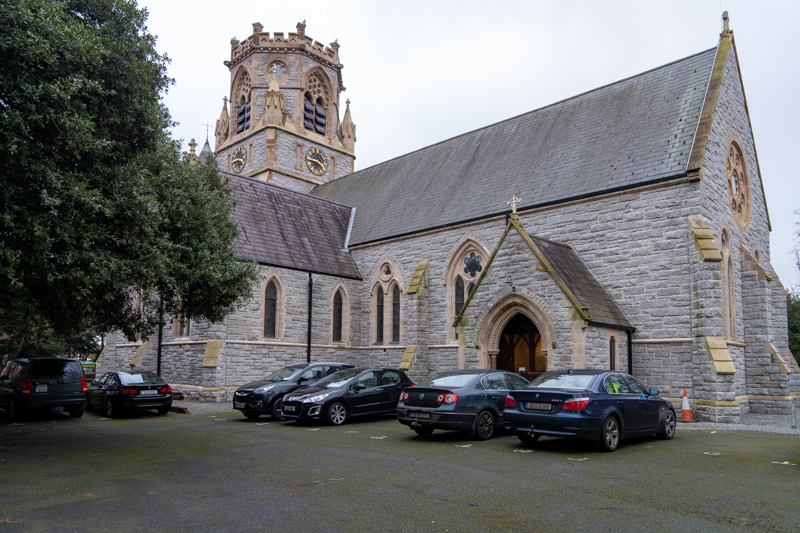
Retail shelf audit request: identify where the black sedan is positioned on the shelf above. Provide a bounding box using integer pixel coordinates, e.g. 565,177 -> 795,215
233,362 -> 353,420
281,367 -> 412,425
503,370 -> 676,451
397,370 -> 530,440
87,372 -> 172,418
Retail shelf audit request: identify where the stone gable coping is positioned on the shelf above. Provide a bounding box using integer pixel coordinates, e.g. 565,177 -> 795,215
740,243 -> 772,281
129,342 -> 148,368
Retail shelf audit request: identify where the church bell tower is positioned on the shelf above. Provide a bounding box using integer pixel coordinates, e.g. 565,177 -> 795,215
214,21 -> 356,191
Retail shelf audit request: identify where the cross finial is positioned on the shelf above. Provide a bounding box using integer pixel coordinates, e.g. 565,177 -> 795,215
202,122 -> 211,141
188,138 -> 197,154
507,194 -> 521,214
223,95 -> 228,105
346,98 -> 350,107
722,10 -> 729,31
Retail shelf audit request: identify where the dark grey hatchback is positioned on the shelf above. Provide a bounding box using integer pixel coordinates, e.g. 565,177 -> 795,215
233,362 -> 353,420
397,370 -> 530,440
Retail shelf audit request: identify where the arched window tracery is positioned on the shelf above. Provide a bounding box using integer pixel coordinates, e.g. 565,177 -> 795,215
260,275 -> 285,341
303,72 -> 330,135
233,69 -> 252,134
332,288 -> 344,343
372,260 -> 403,345
445,239 -> 488,341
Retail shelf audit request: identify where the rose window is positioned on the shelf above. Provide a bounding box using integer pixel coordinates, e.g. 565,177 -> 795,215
726,140 -> 750,231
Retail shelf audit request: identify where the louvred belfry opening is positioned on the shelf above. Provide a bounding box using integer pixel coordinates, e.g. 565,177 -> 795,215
236,99 -> 250,133
304,92 -> 327,135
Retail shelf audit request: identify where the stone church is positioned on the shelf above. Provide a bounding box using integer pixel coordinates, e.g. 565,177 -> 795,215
100,17 -> 799,422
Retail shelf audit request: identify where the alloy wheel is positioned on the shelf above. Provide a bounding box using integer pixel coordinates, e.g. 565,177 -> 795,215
329,403 -> 347,425
477,411 -> 495,440
604,418 -> 619,450
663,410 -> 676,439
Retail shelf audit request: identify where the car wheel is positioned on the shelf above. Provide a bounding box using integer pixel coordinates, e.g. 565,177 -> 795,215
413,426 -> 434,437
271,399 -> 285,421
517,432 -> 540,445
327,402 -> 348,426
68,405 -> 84,418
660,409 -> 676,440
7,397 -> 18,422
157,406 -> 170,415
84,399 -> 92,412
599,415 -> 620,452
105,399 -> 116,418
243,410 -> 261,420
474,410 -> 496,440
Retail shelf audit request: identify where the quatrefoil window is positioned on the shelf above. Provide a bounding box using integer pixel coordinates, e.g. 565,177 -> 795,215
463,252 -> 483,277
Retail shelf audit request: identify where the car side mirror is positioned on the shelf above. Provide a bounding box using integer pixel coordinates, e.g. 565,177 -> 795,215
90,380 -> 97,386
649,389 -> 659,396
354,382 -> 366,391
298,376 -> 308,383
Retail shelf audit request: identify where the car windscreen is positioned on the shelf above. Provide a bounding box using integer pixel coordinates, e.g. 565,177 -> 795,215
314,369 -> 362,389
417,372 -> 475,389
264,366 -> 305,382
118,372 -> 163,385
528,373 -> 595,390
30,359 -> 83,383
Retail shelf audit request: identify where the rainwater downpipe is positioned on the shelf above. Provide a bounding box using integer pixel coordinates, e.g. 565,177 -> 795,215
627,330 -> 633,376
307,272 -> 313,363
684,180 -> 695,412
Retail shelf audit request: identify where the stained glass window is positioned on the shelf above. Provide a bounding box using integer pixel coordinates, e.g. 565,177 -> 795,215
455,276 -> 465,315
333,290 -> 343,343
392,285 -> 401,343
264,281 -> 277,338
376,286 -> 384,344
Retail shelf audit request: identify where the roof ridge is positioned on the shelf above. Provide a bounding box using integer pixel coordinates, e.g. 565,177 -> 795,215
222,171 -> 354,210
316,46 -> 717,191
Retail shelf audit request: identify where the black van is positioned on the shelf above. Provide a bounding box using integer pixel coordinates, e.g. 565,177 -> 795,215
0,358 -> 87,421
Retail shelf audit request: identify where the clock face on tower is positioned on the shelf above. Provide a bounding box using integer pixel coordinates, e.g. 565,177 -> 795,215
305,147 -> 328,176
231,146 -> 247,174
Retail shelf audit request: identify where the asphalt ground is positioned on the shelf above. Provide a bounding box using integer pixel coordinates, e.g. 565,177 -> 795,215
0,408 -> 798,533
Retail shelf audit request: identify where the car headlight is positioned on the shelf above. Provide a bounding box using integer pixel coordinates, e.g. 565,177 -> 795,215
254,385 -> 275,394
302,393 -> 330,403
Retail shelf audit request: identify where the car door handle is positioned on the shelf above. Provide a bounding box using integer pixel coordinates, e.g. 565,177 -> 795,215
616,401 -> 624,405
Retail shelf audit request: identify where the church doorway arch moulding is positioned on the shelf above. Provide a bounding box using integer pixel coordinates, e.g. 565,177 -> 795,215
476,294 -> 556,371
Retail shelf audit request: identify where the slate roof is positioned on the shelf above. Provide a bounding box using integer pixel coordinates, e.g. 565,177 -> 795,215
227,173 -> 361,279
531,236 -> 632,329
312,48 -> 717,246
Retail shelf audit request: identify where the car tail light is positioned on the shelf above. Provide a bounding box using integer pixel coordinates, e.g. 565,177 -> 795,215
562,397 -> 590,411
119,387 -> 138,395
160,386 -> 172,394
505,395 -> 516,407
81,377 -> 87,394
436,394 -> 457,404
22,379 -> 32,395
400,392 -> 409,401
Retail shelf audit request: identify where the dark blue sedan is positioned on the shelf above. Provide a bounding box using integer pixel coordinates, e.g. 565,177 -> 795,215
397,370 -> 530,440
503,370 -> 676,451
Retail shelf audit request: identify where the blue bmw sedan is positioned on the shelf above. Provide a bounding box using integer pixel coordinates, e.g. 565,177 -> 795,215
503,370 -> 676,451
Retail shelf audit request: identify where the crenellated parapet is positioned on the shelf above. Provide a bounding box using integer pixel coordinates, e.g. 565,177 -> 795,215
226,21 -> 343,88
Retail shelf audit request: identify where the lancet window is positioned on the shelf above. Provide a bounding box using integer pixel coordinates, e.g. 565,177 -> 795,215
720,228 -> 736,339
372,260 -> 403,345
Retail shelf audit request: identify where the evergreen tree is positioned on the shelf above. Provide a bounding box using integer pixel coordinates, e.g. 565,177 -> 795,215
0,0 -> 258,356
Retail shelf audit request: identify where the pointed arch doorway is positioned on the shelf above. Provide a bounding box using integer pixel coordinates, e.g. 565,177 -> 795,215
497,313 -> 546,379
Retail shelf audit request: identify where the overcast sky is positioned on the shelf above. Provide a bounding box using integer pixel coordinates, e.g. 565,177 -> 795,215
140,0 -> 799,289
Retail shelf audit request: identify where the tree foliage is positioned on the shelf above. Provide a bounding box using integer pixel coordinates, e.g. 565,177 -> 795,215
788,290 -> 800,364
0,0 -> 258,353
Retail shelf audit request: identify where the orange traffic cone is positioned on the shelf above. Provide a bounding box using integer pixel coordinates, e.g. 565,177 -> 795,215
680,389 -> 694,421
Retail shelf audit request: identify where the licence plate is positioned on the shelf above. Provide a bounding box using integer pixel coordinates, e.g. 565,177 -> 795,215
526,402 -> 551,411
139,390 -> 157,395
409,411 -> 430,419
283,405 -> 296,412
234,402 -> 246,409
35,384 -> 47,393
